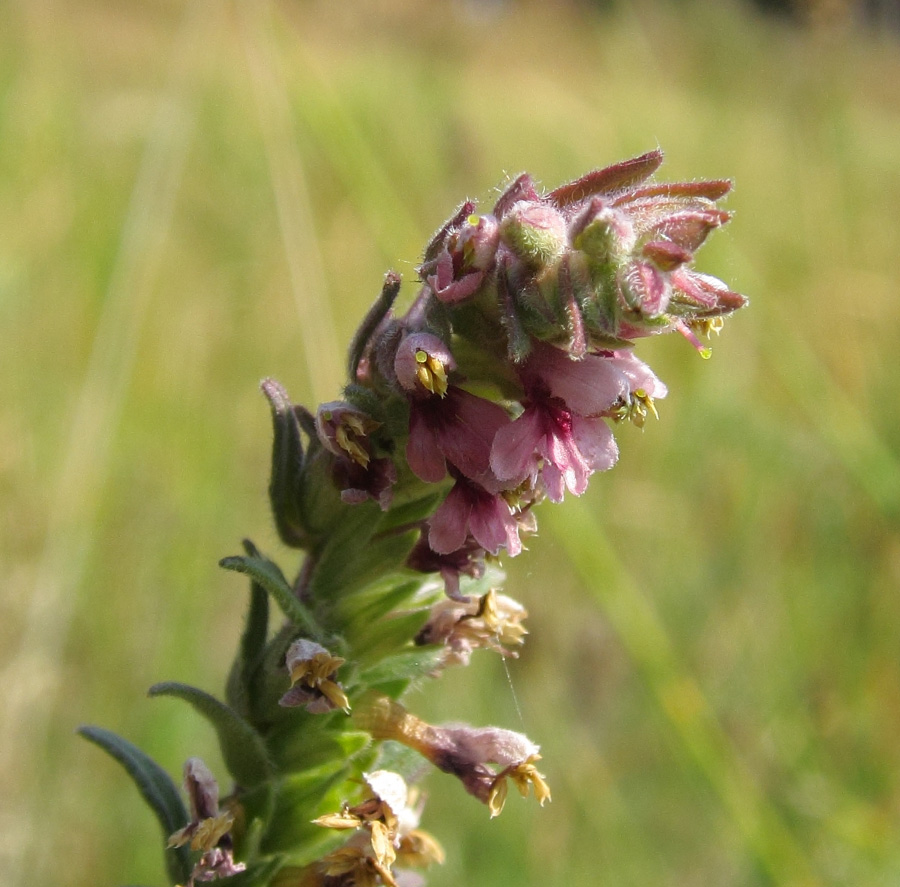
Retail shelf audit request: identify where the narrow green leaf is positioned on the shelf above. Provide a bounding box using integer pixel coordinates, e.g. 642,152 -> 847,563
148,682 -> 272,788
220,552 -> 322,638
304,504 -> 382,601
266,707 -> 370,774
350,609 -> 429,663
355,648 -> 445,688
335,576 -> 425,631
375,491 -> 444,533
261,378 -> 309,549
262,766 -> 351,857
77,725 -> 191,886
226,541 -> 271,721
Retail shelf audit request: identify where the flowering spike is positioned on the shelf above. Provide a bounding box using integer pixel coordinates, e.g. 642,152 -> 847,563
91,151 -> 747,887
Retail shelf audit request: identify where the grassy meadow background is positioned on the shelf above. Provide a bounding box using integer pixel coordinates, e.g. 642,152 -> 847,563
3,0 -> 900,884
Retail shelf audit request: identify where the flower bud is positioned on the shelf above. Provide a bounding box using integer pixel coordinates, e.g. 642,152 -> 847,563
620,260 -> 669,317
499,202 -> 568,270
570,198 -> 636,262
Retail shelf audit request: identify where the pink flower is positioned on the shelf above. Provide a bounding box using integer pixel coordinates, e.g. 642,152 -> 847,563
406,386 -> 512,485
394,332 -> 455,398
520,340 -> 628,415
429,473 -> 523,557
426,248 -> 485,304
490,342 -> 627,501
491,396 -> 618,502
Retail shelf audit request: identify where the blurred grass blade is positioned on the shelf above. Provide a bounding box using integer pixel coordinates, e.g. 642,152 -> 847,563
2,2 -> 210,882
545,499 -> 822,887
238,0 -> 341,402
768,320 -> 900,523
77,725 -> 191,885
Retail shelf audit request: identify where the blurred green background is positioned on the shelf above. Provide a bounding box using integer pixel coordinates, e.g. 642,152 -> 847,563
3,0 -> 900,884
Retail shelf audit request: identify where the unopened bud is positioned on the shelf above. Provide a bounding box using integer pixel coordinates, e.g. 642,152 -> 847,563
499,202 -> 568,270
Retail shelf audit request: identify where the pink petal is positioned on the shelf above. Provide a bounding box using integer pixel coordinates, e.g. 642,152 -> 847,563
540,463 -> 567,503
490,407 -> 543,484
407,407 -> 447,483
607,351 -> 668,399
527,342 -> 627,416
440,389 -> 511,482
469,495 -> 522,557
429,486 -> 472,555
572,415 -> 619,473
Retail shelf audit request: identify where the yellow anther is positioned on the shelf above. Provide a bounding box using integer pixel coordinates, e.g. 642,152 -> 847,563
414,349 -> 449,397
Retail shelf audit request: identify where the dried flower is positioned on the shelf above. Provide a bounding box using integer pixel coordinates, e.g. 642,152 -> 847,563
416,589 -> 528,670
167,759 -> 245,885
311,770 -> 444,887
279,639 -> 350,714
355,696 -> 549,815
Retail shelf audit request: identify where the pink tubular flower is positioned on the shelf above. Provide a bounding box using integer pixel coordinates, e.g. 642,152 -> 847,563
394,331 -> 512,485
520,340 -> 629,415
429,473 -> 522,557
394,332 -> 455,398
491,400 -> 618,502
408,387 -> 512,485
490,341 -> 627,501
426,248 -> 485,304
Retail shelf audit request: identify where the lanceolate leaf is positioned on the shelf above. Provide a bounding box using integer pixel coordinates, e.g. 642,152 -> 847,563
355,648 -> 446,689
335,576 -> 426,632
226,540 -> 271,720
148,682 -> 273,788
77,725 -> 191,886
350,609 -> 433,663
220,552 -> 322,638
261,765 -> 351,857
262,378 -> 308,549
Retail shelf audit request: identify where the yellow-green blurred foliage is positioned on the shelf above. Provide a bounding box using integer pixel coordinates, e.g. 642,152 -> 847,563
3,0 -> 900,885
